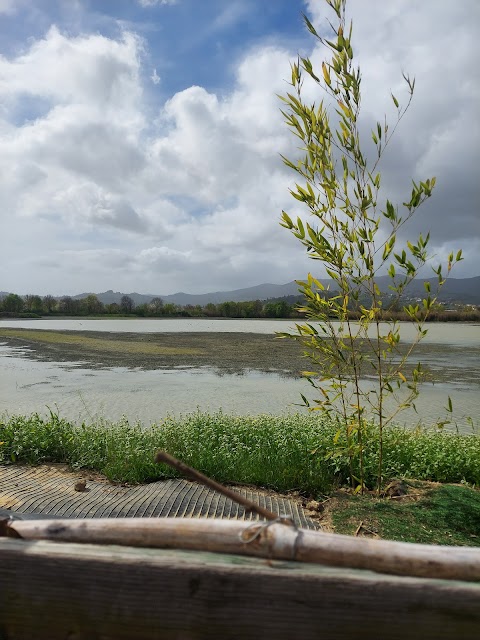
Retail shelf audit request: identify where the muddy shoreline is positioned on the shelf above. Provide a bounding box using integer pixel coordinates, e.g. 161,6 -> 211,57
1,327 -> 478,384
0,328 -> 307,377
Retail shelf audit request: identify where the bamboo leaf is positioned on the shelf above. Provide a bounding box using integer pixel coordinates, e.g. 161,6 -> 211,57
302,13 -> 319,38
322,61 -> 331,85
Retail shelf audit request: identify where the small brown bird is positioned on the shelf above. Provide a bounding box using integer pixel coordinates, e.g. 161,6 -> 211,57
74,479 -> 87,492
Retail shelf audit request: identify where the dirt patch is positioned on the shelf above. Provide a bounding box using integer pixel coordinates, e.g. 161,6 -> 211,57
44,463 -> 115,485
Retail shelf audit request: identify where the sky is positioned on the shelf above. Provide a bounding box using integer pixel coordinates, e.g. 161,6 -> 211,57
0,0 -> 478,296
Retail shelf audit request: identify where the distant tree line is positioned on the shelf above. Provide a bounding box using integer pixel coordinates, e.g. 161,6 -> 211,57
0,292 -> 303,319
1,291 -> 478,321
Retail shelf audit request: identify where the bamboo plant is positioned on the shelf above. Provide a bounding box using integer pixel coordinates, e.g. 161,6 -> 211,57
279,0 -> 461,492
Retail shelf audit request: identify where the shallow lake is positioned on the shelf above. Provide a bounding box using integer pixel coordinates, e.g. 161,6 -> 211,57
1,317 -> 479,346
0,319 -> 478,432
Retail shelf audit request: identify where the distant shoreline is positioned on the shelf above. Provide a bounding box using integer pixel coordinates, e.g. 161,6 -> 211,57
1,311 -> 479,322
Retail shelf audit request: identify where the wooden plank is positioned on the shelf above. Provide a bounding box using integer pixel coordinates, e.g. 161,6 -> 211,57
6,516 -> 480,581
0,464 -> 316,528
1,539 -> 479,639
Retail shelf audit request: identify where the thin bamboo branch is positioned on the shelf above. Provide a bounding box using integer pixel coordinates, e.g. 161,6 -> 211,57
4,517 -> 480,582
155,450 -> 289,524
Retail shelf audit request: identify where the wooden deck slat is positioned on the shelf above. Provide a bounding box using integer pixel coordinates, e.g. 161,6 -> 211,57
0,465 -> 317,528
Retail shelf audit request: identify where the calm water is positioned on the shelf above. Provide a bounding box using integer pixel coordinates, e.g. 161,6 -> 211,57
1,319 -> 478,431
1,317 -> 479,346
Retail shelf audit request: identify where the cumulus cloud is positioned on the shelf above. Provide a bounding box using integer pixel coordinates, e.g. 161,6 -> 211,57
0,27 -> 142,115
0,28 -> 146,231
304,0 -> 480,248
0,1 -> 478,296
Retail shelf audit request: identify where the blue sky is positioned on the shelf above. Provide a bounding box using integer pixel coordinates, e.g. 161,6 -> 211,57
0,1 -> 307,95
1,0 -> 479,295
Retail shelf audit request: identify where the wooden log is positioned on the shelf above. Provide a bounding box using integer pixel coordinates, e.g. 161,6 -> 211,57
1,538 -> 480,640
5,516 -> 480,582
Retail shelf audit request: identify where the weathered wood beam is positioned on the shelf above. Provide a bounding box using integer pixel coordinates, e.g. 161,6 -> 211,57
1,538 -> 480,640
5,516 -> 480,582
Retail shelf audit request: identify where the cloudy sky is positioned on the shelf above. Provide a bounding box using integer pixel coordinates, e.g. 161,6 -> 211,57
1,0 -> 478,296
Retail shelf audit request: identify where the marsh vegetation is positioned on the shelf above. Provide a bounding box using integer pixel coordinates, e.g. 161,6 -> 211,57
1,411 -> 479,491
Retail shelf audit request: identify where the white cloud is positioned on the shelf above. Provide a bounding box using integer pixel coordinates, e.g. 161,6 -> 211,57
0,1 -> 478,295
52,184 -> 148,233
0,27 -> 143,123
138,0 -> 178,7
0,0 -> 16,15
138,246 -> 192,267
0,27 -> 146,236
209,1 -> 251,32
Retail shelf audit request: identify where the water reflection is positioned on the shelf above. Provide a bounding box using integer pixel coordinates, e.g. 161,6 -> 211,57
0,343 -> 478,432
1,318 -> 479,346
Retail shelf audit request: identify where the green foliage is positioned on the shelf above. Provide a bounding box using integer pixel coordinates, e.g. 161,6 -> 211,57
3,289 -> 476,320
332,484 -> 480,546
2,293 -> 24,313
23,295 -> 43,313
120,295 -> 135,314
1,411 -> 479,493
279,0 -> 461,492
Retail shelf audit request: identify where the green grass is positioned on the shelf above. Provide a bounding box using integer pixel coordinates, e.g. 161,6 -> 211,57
331,484 -> 480,546
1,411 -> 479,494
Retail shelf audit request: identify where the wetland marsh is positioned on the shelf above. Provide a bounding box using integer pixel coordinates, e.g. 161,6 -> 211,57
0,319 -> 478,430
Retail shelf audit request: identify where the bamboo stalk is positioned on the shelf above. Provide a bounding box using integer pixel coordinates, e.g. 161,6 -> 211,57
5,517 -> 480,582
155,449 -> 291,523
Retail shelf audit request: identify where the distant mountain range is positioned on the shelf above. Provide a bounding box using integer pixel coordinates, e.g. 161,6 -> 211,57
73,282 -> 307,307
2,276 -> 479,306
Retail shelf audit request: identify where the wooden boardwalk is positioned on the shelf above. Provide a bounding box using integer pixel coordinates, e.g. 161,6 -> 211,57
0,464 -> 317,528
2,465 -> 480,638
